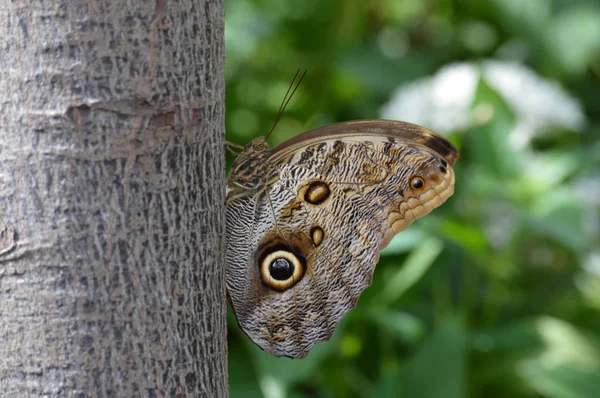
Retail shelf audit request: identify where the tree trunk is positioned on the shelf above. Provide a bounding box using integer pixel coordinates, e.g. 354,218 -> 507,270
0,1 -> 227,396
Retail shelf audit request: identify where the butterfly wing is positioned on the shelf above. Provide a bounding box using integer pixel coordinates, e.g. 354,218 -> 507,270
226,120 -> 458,358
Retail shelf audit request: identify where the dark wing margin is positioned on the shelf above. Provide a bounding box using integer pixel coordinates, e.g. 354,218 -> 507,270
268,120 -> 459,166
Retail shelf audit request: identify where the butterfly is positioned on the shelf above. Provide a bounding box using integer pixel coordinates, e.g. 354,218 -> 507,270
226,72 -> 459,358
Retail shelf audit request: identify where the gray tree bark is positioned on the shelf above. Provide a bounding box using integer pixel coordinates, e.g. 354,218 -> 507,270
0,1 -> 227,397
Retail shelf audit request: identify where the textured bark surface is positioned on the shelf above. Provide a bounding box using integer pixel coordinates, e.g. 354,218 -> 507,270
0,1 -> 227,397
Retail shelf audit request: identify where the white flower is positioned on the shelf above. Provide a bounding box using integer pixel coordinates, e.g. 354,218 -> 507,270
380,60 -> 587,147
583,251 -> 600,276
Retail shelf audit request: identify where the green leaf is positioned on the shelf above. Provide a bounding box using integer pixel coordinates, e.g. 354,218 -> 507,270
468,75 -> 519,178
517,317 -> 600,398
380,227 -> 428,256
519,362 -> 600,398
491,0 -> 551,40
546,7 -> 600,75
526,191 -> 586,250
440,221 -> 489,258
402,316 -> 467,398
522,150 -> 581,194
228,316 -> 264,398
378,238 -> 444,305
367,310 -> 425,345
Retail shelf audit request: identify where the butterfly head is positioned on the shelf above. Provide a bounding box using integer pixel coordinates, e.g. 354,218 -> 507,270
246,136 -> 270,154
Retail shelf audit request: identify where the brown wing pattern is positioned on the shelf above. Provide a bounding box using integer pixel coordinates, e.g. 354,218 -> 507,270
226,120 -> 458,358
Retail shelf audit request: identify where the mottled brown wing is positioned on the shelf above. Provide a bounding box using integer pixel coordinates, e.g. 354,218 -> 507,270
226,120 -> 458,358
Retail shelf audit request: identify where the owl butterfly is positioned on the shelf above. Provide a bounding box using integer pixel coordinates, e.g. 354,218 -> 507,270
226,78 -> 459,359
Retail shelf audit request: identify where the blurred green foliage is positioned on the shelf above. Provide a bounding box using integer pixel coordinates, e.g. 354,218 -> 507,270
224,0 -> 600,396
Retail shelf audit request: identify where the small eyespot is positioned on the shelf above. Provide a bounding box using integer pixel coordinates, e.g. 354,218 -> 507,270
260,250 -> 304,291
310,226 -> 324,247
439,166 -> 447,173
304,181 -> 330,205
410,177 -> 425,190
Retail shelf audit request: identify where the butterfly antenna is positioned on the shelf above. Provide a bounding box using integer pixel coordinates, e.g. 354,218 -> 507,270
265,69 -> 307,141
276,69 -> 300,116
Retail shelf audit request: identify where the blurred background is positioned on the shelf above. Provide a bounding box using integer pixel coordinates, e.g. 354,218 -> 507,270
224,0 -> 600,396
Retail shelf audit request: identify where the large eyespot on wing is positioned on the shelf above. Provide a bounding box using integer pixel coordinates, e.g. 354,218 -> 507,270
226,174 -> 382,358
249,167 -> 385,357
254,232 -> 309,293
226,183 -> 335,358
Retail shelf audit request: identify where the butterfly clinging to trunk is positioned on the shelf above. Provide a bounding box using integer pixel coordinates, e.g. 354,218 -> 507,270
226,71 -> 459,358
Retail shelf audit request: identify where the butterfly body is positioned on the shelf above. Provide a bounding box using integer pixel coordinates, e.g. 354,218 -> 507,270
226,120 -> 458,358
